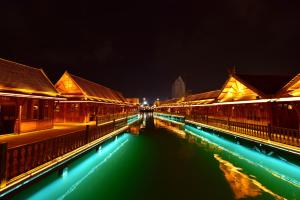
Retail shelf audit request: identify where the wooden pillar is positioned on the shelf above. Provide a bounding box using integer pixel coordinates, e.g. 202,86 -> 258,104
206,106 -> 209,124
85,103 -> 89,123
266,102 -> 274,139
0,142 -> 7,188
63,103 -> 67,123
85,125 -> 90,144
266,102 -> 274,126
18,104 -> 22,134
294,102 -> 300,131
15,98 -> 24,134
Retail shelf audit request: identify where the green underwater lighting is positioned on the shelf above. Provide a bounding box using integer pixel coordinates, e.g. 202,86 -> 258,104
10,115 -> 300,200
185,125 -> 300,191
12,133 -> 131,200
154,113 -> 184,123
127,114 -> 140,125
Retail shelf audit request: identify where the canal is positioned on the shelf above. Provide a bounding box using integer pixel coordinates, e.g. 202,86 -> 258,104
11,113 -> 300,200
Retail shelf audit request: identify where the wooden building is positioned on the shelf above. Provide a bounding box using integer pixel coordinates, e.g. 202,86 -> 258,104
126,98 -> 140,106
54,71 -> 133,123
157,71 -> 300,130
0,58 -> 60,134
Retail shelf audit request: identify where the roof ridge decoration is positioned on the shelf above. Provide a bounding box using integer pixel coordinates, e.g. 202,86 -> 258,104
233,74 -> 266,97
55,71 -> 125,103
55,71 -> 86,98
217,74 -> 263,102
64,71 -> 89,97
276,72 -> 300,97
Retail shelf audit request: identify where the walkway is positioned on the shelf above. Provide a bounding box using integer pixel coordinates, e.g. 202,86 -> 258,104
186,119 -> 300,154
0,122 -> 95,148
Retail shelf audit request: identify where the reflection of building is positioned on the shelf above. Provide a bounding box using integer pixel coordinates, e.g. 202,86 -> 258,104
0,58 -> 61,134
172,76 -> 186,99
54,71 -> 134,123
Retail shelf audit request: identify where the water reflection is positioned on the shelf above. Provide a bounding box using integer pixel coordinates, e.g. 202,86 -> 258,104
215,154 -> 285,200
185,126 -> 300,199
155,118 -> 300,199
154,118 -> 186,139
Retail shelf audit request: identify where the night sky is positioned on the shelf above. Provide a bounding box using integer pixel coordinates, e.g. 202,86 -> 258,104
1,1 -> 300,102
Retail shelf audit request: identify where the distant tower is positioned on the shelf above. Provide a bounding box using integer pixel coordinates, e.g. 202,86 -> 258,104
171,76 -> 186,98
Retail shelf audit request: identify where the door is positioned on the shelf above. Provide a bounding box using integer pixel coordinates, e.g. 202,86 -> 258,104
0,105 -> 16,134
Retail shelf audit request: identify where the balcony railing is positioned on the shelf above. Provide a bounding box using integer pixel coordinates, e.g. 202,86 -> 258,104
96,111 -> 139,125
154,111 -> 300,147
186,114 -> 300,147
0,112 -> 141,189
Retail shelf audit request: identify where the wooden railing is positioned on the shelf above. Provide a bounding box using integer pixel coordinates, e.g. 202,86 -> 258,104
0,118 -> 129,188
96,112 -> 139,125
186,114 -> 300,147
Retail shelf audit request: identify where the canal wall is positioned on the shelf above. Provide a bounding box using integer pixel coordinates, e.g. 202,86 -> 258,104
153,112 -> 300,167
0,114 -> 141,197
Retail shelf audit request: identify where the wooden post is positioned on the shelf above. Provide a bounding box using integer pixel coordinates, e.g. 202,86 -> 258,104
266,102 -> 274,140
63,103 -> 67,123
18,104 -> 22,134
0,142 -> 7,188
85,125 -> 90,144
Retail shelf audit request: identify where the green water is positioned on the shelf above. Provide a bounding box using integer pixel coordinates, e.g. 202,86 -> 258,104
11,114 -> 300,200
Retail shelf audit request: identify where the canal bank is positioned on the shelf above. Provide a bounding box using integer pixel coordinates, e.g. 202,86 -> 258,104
10,113 -> 300,200
0,114 -> 141,198
154,112 -> 300,165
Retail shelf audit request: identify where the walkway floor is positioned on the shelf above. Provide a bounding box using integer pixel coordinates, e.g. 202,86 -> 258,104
0,122 -> 96,148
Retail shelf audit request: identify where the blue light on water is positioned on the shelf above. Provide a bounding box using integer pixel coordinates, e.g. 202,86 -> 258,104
128,115 -> 140,124
185,125 -> 300,188
24,133 -> 131,200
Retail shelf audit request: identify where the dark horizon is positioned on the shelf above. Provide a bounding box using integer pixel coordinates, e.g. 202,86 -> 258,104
1,1 -> 300,102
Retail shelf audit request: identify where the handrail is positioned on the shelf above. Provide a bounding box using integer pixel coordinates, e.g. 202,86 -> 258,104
186,114 -> 300,147
155,111 -> 300,147
96,112 -> 139,125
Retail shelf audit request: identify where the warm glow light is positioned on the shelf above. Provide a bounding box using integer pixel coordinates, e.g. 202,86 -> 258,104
0,87 -> 58,97
57,100 -> 129,106
0,91 -> 65,100
157,96 -> 300,108
288,80 -> 300,97
218,77 -> 259,102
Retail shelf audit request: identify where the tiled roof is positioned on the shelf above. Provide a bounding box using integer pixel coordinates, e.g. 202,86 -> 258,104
277,73 -> 300,97
69,73 -> 125,103
159,98 -> 180,105
236,74 -> 293,96
185,90 -> 220,102
0,58 -> 58,96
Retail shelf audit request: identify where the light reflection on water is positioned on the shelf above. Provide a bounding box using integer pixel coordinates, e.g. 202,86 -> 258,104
215,154 -> 285,200
184,125 -> 300,199
10,115 -> 300,200
154,119 -> 186,139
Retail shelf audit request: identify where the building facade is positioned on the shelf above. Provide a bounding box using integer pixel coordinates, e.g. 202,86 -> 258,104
171,76 -> 186,99
0,58 -> 61,134
54,71 -> 137,123
157,71 -> 300,131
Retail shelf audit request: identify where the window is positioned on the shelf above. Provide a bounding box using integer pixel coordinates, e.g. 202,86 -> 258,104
21,100 -> 29,120
43,101 -> 50,119
32,100 -> 39,120
55,105 -> 60,112
71,103 -> 80,112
